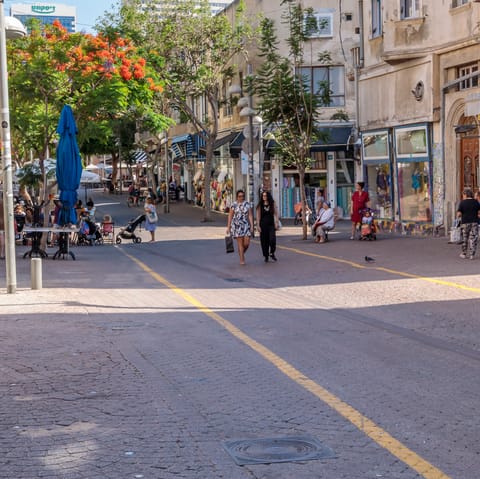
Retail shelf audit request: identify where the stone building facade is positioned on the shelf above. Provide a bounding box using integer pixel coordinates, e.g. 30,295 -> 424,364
358,0 -> 480,234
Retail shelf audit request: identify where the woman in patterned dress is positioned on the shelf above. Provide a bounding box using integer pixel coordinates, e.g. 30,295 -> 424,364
226,190 -> 254,265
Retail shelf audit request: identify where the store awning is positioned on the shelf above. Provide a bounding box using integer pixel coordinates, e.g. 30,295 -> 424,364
171,134 -> 191,144
311,126 -> 353,151
229,126 -> 353,154
213,131 -> 240,150
132,149 -> 148,163
229,132 -> 245,153
170,134 -> 193,159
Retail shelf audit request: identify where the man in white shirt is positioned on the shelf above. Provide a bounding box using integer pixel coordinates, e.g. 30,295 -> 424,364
312,202 -> 335,243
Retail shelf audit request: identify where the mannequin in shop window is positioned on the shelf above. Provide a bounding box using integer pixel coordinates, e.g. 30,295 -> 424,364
411,168 -> 421,194
376,168 -> 389,205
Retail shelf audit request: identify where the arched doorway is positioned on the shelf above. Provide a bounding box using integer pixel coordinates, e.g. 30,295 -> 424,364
457,116 -> 479,192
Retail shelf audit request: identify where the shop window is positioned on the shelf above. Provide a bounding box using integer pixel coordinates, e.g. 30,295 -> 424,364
366,163 -> 393,219
363,131 -> 389,159
336,160 -> 354,184
299,66 -> 345,107
395,126 -> 427,157
452,0 -> 469,7
310,151 -> 327,169
371,0 -> 382,38
397,161 -> 432,222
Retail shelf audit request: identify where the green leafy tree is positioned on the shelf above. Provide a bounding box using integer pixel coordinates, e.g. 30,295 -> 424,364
8,18 -> 171,200
103,0 -> 252,221
253,0 -> 331,239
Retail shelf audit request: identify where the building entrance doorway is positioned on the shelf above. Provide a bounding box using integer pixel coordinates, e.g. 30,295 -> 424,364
460,136 -> 479,192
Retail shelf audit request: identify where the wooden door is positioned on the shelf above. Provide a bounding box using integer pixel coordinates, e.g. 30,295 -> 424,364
461,137 -> 479,192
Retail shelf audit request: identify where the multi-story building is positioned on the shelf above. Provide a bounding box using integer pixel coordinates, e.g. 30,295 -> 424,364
358,0 -> 480,234
123,0 -> 233,16
236,0 -> 360,218
10,3 -> 76,33
176,0 -> 361,217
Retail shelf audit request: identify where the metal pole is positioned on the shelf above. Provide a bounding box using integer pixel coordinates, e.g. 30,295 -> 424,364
164,132 -> 169,213
247,64 -> 255,207
0,3 -> 16,293
248,112 -> 254,206
258,119 -> 263,193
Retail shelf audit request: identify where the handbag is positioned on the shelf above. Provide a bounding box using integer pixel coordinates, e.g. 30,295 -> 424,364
147,209 -> 158,223
225,235 -> 234,253
449,218 -> 461,244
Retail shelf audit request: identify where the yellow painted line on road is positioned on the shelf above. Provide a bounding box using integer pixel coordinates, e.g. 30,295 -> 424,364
123,250 -> 451,479
279,244 -> 480,294
279,244 -> 368,270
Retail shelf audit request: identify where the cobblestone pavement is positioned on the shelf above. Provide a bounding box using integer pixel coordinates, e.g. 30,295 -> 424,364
0,191 -> 479,478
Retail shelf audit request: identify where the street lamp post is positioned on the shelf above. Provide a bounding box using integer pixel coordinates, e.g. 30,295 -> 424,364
1,7 -> 26,294
247,101 -> 254,206
164,132 -> 169,214
253,115 -> 263,197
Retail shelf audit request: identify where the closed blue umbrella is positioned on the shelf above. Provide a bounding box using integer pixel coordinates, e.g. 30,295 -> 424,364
56,105 -> 82,225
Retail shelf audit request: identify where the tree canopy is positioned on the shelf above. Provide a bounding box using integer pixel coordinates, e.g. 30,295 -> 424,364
253,0 -> 331,239
8,18 -> 172,195
99,0 -> 253,220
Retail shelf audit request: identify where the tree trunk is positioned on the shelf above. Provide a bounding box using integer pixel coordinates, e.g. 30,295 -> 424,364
111,150 -> 119,191
202,139 -> 214,222
297,163 -> 308,240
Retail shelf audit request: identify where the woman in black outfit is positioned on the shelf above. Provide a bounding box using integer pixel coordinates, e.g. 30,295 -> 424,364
256,191 -> 280,262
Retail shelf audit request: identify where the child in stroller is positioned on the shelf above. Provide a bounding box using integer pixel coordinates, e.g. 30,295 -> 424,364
359,208 -> 376,240
77,213 -> 102,245
115,214 -> 146,244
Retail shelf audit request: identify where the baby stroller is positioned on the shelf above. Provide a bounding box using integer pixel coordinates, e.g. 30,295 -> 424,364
359,208 -> 377,241
76,216 -> 103,246
115,214 -> 145,244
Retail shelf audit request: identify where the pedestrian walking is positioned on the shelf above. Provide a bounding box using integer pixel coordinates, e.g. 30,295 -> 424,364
457,188 -> 480,259
350,181 -> 369,240
226,189 -> 254,265
256,191 -> 279,262
144,197 -> 158,242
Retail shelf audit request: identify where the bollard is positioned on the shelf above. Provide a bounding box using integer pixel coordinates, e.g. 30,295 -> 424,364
31,257 -> 42,290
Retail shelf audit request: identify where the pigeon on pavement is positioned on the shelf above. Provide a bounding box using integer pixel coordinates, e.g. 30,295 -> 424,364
364,256 -> 375,263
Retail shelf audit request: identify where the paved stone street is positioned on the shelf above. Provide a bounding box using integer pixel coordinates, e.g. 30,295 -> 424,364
1,191 -> 479,478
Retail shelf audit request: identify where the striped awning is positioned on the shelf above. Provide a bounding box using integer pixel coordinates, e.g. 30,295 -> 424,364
133,149 -> 148,164
170,134 -> 193,159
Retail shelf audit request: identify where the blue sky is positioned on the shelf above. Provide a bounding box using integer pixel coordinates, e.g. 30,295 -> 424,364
4,1 -> 118,34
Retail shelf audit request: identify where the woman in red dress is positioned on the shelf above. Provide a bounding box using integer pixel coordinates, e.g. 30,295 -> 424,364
350,181 -> 369,239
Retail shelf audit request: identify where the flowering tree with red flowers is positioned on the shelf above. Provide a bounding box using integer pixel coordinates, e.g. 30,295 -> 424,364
8,19 -> 172,196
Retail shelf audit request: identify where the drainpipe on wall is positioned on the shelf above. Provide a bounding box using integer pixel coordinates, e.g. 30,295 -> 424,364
355,0 -> 365,181
358,0 -> 364,69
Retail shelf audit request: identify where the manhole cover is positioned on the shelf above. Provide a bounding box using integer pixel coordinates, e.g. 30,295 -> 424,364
223,436 -> 335,465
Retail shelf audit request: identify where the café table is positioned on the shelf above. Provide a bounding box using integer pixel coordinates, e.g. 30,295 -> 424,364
22,226 -> 79,260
